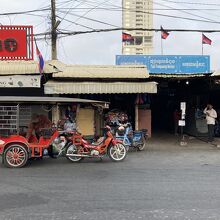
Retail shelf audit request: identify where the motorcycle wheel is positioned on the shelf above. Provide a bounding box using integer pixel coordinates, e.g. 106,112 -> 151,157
108,143 -> 127,162
137,137 -> 147,151
4,144 -> 28,168
65,144 -> 84,162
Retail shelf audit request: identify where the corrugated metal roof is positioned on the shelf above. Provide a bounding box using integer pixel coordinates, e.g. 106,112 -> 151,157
150,73 -> 208,78
0,61 -> 39,75
211,70 -> 220,77
52,65 -> 149,79
44,81 -> 157,94
0,96 -> 107,104
0,61 -> 148,79
46,60 -> 66,72
0,60 -> 61,75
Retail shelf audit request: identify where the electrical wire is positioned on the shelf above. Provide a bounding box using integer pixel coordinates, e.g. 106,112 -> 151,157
56,15 -> 94,30
58,0 -> 78,23
57,7 -> 220,11
64,0 -> 115,29
160,0 -> 220,6
55,27 -> 220,40
4,0 -> 220,42
0,8 -> 50,16
156,0 -> 220,23
153,0 -> 218,23
1,1 -> 219,26
57,10 -> 119,27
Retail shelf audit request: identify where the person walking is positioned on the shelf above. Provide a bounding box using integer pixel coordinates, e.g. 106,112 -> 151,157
203,104 -> 217,143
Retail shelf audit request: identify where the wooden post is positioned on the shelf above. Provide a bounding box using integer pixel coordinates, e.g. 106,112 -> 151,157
52,104 -> 59,125
135,105 -> 138,130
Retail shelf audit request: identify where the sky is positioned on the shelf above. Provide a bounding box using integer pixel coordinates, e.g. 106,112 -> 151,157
1,0 -> 220,71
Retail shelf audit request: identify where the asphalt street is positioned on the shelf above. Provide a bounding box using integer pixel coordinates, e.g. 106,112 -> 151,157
1,135 -> 220,220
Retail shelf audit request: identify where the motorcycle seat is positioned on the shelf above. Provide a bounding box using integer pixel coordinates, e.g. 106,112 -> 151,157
133,131 -> 142,135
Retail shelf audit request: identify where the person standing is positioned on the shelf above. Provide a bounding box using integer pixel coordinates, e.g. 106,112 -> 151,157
203,104 -> 217,143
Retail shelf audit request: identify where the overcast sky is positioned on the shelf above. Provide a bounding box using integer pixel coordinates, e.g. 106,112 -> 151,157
1,0 -> 220,70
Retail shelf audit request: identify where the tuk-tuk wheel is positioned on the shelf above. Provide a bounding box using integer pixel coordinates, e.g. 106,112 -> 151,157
4,144 -> 28,168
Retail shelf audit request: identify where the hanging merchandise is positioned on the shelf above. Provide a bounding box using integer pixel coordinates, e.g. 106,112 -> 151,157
105,109 -> 128,126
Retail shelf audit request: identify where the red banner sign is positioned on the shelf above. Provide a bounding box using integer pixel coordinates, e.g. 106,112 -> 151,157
0,26 -> 33,60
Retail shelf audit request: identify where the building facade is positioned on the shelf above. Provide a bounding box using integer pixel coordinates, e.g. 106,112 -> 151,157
122,0 -> 154,55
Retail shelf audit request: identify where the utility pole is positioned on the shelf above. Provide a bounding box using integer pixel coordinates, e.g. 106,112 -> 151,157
51,0 -> 57,60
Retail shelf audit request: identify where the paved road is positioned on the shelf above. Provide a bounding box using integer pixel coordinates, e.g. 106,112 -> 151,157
1,138 -> 220,220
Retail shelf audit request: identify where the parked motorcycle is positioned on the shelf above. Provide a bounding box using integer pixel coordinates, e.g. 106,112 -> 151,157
65,126 -> 127,162
115,123 -> 147,151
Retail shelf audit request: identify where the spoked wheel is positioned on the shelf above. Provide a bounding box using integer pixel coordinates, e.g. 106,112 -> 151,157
4,144 -> 28,168
108,143 -> 127,162
65,144 -> 84,162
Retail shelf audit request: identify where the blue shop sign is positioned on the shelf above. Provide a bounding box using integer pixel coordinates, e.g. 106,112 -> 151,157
116,55 -> 210,74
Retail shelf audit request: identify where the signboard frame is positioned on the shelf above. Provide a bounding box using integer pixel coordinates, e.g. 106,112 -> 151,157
0,25 -> 34,60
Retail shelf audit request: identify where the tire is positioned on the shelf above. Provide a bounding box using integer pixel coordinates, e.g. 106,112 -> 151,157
4,144 -> 28,168
65,143 -> 84,162
137,137 -> 147,151
108,143 -> 127,162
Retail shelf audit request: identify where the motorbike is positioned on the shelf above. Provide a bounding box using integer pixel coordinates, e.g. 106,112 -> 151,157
65,126 -> 127,162
115,122 -> 148,151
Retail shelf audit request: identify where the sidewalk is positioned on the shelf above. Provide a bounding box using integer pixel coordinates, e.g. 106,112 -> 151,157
147,132 -> 220,151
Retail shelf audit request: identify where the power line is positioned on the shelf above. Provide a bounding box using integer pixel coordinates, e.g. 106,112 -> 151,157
64,0 -> 220,26
0,8 -> 50,16
56,27 -> 220,39
64,0 -> 115,29
34,27 -> 220,39
160,0 -> 220,6
57,10 -> 119,27
153,0 -> 218,23
58,7 -> 220,11
58,0 -> 80,23
56,15 -> 94,30
1,2 -> 219,26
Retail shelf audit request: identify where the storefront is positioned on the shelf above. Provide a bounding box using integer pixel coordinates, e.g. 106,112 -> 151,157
0,61 -> 109,138
44,63 -> 157,137
116,54 -> 214,137
149,74 -> 218,137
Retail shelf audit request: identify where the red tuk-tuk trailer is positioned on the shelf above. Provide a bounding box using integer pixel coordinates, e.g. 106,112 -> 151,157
0,96 -> 108,168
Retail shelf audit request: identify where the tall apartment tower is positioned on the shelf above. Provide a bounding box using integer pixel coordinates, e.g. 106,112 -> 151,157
122,0 -> 153,55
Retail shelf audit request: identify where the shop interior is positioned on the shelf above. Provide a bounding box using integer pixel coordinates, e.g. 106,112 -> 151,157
151,76 -> 220,137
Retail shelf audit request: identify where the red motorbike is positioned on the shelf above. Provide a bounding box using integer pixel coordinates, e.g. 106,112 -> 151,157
65,126 -> 127,162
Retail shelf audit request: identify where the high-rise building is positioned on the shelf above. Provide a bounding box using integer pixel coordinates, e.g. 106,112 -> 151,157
122,0 -> 153,55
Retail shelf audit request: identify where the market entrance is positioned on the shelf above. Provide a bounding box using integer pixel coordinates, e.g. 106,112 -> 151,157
150,79 -> 187,134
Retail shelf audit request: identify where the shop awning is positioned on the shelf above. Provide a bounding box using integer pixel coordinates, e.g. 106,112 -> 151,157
0,96 -> 109,107
0,96 -> 105,103
44,81 -> 157,94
